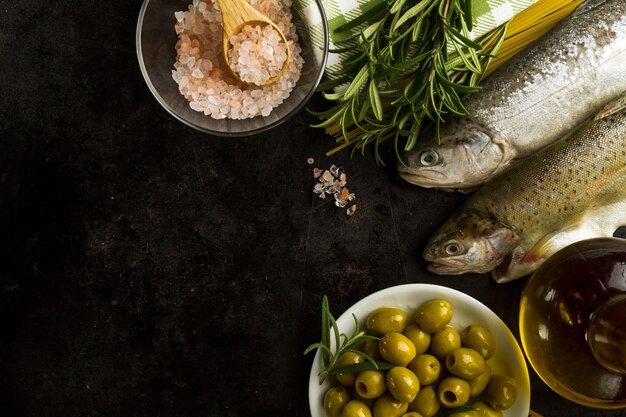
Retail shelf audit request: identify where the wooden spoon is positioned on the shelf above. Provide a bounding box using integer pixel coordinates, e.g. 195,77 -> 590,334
216,0 -> 291,85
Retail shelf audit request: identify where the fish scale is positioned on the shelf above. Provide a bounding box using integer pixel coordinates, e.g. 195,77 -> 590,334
399,0 -> 626,191
423,102 -> 626,282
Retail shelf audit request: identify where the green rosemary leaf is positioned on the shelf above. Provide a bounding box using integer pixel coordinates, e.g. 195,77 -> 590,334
328,362 -> 395,375
445,21 -> 482,50
404,116 -> 422,151
310,106 -> 346,128
463,0 -> 474,32
368,80 -> 384,121
389,0 -> 407,15
375,136 -> 387,166
393,0 -> 433,33
450,31 -> 481,73
322,91 -> 345,101
438,406 -> 476,417
343,65 -> 370,100
359,98 -> 372,121
316,76 -> 351,92
361,19 -> 385,41
325,306 -> 341,357
320,296 -> 330,366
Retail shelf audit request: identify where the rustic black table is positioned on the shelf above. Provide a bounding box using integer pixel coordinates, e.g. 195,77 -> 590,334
1,1 -> 625,416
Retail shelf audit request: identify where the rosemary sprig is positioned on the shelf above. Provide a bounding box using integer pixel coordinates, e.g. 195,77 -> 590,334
311,0 -> 506,164
304,296 -> 394,383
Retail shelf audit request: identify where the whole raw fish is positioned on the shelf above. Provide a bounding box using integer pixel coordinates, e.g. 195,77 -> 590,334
398,0 -> 626,191
422,97 -> 626,282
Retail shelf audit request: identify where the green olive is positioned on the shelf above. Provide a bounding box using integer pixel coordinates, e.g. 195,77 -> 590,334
470,400 -> 503,417
408,385 -> 441,417
342,399 -> 373,417
407,354 -> 441,386
363,340 -> 384,361
402,324 -> 431,354
468,363 -> 491,397
486,374 -> 517,411
430,326 -> 461,360
372,393 -> 409,417
461,325 -> 496,360
401,413 -> 424,417
336,352 -> 366,386
437,376 -> 471,407
386,366 -> 420,403
379,332 -> 417,366
367,307 -> 408,336
445,347 -> 486,379
324,386 -> 352,417
446,412 -> 478,417
414,299 -> 453,333
350,388 -> 376,409
356,371 -> 388,399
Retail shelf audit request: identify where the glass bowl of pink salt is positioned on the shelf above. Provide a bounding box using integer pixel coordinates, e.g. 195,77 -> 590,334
136,0 -> 329,137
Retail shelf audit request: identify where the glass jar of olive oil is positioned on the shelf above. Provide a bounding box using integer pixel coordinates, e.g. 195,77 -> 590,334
519,237 -> 626,408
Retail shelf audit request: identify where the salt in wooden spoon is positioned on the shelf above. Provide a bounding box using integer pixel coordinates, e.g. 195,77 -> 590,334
216,0 -> 291,85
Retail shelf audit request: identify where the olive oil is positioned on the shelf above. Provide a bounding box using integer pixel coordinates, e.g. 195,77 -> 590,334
519,238 -> 626,408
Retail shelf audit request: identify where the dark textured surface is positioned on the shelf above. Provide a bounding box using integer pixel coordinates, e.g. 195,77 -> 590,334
1,1 -> 625,416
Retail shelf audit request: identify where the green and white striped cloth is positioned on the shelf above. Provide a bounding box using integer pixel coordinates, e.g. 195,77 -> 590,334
297,0 -> 539,77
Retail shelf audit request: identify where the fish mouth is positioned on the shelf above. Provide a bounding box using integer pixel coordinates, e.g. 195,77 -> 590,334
427,259 -> 493,275
398,168 -> 449,187
425,252 -> 496,275
427,261 -> 468,275
399,169 -> 472,191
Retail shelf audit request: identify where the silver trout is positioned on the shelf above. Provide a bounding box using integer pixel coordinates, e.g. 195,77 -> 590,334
422,96 -> 626,283
398,0 -> 626,191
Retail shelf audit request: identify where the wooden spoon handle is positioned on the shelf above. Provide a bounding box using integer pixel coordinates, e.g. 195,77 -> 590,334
216,0 -> 271,36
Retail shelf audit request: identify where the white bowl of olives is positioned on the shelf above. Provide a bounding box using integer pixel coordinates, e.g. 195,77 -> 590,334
307,284 -> 530,417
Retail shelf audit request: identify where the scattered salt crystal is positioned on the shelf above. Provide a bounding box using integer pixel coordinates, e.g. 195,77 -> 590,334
322,170 -> 334,183
313,183 -> 324,194
312,164 -> 359,217
334,198 -> 348,208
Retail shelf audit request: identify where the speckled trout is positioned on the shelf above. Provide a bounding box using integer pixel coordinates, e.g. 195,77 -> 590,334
422,96 -> 626,283
398,0 -> 626,191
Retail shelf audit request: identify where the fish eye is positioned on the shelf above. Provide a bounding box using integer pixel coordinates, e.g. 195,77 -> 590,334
419,150 -> 439,166
444,241 -> 463,255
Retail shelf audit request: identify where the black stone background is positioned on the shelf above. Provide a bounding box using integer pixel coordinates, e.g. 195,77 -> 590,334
1,1 -> 625,416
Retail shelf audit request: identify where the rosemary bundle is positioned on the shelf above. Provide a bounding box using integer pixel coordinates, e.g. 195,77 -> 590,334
311,0 -> 506,164
311,0 -> 585,163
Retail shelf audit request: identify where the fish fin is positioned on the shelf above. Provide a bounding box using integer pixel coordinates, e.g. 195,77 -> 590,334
594,91 -> 626,120
493,220 -> 615,283
492,246 -> 534,283
483,225 -> 519,256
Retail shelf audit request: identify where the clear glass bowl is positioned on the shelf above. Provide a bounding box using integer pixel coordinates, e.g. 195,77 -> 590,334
136,0 -> 328,136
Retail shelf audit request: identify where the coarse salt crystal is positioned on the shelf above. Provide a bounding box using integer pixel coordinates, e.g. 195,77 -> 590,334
321,170 -> 334,183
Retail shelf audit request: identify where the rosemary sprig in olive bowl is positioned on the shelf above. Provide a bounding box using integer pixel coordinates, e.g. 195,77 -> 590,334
309,0 -> 506,164
304,296 -> 395,384
305,284 -> 531,417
